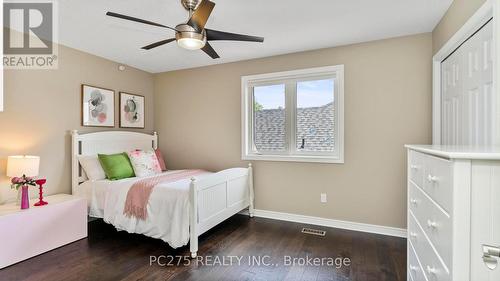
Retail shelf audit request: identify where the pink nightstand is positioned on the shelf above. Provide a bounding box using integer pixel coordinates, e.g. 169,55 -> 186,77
0,194 -> 87,268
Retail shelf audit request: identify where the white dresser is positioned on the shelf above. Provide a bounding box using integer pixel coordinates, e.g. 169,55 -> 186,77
406,145 -> 500,281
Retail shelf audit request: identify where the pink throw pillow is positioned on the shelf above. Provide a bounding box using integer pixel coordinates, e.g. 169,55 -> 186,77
127,150 -> 161,177
155,149 -> 167,171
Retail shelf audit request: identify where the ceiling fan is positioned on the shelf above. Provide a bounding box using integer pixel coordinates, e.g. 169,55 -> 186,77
106,0 -> 264,59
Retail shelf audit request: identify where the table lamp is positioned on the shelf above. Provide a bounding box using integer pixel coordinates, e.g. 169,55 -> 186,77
7,156 -> 40,209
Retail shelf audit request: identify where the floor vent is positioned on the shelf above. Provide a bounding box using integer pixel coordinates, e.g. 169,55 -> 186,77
301,227 -> 326,236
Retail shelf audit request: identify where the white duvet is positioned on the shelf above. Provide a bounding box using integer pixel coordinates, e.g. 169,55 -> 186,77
77,171 -> 211,248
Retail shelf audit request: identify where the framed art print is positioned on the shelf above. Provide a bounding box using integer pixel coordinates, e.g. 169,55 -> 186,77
81,84 -> 115,127
120,92 -> 145,129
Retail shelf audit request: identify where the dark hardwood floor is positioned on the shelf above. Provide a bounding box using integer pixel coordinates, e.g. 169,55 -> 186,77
0,215 -> 406,281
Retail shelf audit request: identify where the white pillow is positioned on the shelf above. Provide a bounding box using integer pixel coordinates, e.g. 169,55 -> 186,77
127,150 -> 162,177
78,155 -> 106,181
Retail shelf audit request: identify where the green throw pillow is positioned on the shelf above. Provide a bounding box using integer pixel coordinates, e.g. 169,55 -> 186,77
98,153 -> 135,180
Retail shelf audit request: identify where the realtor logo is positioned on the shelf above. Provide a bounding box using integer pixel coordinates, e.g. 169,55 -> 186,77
3,1 -> 58,69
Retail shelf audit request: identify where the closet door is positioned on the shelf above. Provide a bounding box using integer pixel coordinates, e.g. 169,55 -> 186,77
441,43 -> 462,144
441,20 -> 494,145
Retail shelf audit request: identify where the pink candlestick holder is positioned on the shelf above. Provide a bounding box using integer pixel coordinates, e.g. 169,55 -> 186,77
34,179 -> 48,206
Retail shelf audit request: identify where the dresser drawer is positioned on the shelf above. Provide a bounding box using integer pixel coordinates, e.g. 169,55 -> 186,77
408,212 -> 451,281
409,150 -> 425,188
409,182 -> 452,268
409,241 -> 427,281
422,154 -> 453,212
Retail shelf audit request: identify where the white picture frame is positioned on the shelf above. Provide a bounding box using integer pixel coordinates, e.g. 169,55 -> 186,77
119,92 -> 145,129
81,84 -> 115,127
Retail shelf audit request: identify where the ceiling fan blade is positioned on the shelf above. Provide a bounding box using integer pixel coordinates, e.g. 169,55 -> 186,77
186,0 -> 215,32
201,42 -> 220,59
141,38 -> 176,50
106,12 -> 177,32
205,29 -> 264,43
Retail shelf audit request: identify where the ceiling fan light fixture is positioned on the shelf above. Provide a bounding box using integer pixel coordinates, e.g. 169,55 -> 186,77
177,37 -> 205,50
175,24 -> 207,50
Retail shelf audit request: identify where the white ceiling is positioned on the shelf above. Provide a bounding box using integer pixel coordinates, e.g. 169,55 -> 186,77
57,0 -> 452,73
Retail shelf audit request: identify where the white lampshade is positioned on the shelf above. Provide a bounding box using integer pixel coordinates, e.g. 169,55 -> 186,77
6,156 -> 40,177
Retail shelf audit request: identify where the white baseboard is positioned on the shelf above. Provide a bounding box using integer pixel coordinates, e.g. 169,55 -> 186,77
241,209 -> 406,238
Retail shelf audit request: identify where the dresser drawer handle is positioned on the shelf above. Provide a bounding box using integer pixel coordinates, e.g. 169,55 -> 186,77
410,165 -> 420,170
410,198 -> 418,205
427,174 -> 438,183
427,220 -> 438,229
409,265 -> 419,272
426,265 -> 437,275
482,245 -> 500,270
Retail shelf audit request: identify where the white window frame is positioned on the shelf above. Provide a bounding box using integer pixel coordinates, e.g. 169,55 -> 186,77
241,65 -> 344,164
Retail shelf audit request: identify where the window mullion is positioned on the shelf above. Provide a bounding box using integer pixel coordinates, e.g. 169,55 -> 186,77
286,81 -> 297,155
249,86 -> 256,154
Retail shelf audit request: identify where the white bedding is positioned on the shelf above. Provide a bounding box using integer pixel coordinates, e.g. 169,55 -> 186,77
77,170 -> 212,248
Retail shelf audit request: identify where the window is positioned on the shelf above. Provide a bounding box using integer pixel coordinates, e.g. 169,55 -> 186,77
253,84 -> 286,152
242,65 -> 344,163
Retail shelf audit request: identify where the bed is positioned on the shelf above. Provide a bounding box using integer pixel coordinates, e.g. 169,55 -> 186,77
71,130 -> 254,258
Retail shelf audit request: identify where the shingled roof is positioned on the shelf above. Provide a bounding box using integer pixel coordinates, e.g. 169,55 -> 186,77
254,102 -> 334,152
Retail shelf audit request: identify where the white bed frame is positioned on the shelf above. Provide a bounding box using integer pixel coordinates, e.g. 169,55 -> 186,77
71,130 -> 254,258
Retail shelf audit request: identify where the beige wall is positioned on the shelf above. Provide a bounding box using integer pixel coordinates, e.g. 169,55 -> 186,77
0,43 -> 154,203
432,0 -> 487,54
154,33 -> 433,229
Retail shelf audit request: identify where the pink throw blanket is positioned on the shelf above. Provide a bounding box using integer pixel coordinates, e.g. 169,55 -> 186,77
123,170 -> 207,220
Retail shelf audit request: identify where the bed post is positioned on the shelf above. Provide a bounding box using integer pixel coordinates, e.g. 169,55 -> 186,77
189,177 -> 198,258
71,130 -> 79,195
248,163 -> 254,218
152,131 -> 158,150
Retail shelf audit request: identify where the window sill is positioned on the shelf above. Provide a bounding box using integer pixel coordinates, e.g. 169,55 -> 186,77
242,154 -> 344,164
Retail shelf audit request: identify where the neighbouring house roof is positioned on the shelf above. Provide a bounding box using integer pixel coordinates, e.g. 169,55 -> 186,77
254,102 -> 334,152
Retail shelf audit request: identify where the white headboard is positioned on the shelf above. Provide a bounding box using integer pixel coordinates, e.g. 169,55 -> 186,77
71,130 -> 158,195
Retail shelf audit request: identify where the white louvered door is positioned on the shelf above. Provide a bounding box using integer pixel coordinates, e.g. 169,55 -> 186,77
441,20 -> 494,145
441,42 -> 461,145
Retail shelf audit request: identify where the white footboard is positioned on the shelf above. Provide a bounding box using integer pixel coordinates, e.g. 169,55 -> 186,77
189,164 -> 254,258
